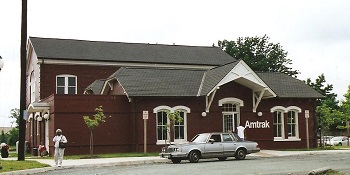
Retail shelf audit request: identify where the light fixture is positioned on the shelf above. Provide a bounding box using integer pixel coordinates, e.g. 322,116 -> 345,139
201,112 -> 207,117
0,56 -> 4,71
43,113 -> 49,120
37,116 -> 43,122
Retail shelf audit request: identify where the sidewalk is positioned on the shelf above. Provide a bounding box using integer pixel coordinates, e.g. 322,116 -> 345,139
1,149 -> 350,175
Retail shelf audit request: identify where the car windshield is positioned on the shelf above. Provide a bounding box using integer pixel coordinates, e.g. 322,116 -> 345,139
191,134 -> 209,143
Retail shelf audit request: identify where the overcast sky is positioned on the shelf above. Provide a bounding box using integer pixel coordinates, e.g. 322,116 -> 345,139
1,0 -> 350,127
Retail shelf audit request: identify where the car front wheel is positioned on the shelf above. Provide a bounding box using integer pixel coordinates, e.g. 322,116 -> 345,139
188,151 -> 200,163
235,148 -> 246,160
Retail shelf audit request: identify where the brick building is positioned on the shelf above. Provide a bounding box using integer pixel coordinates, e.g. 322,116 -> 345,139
25,37 -> 323,155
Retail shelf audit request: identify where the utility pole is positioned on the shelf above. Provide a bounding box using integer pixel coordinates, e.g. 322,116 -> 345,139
18,0 -> 27,161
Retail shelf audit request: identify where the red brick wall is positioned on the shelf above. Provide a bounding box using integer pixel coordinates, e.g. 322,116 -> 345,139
39,64 -> 119,99
25,80 -> 318,155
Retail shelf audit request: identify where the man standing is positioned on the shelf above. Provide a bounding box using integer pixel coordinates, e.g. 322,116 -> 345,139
53,129 -> 67,167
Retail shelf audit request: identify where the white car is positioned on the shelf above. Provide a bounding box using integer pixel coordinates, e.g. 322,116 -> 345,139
160,132 -> 260,163
325,136 -> 350,146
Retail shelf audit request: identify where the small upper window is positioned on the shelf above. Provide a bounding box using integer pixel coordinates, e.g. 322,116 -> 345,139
222,103 -> 237,112
56,75 -> 77,94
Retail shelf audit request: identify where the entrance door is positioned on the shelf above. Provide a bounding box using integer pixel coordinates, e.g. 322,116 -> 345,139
223,113 -> 239,132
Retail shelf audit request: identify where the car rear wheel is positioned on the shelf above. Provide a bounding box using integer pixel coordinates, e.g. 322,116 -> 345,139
171,158 -> 182,164
188,151 -> 200,163
235,148 -> 246,160
218,157 -> 227,161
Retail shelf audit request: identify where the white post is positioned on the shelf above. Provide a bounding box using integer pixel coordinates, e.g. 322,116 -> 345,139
305,110 -> 310,149
143,111 -> 148,153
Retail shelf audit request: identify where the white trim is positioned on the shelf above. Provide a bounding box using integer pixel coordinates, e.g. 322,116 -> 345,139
56,74 -> 77,94
173,106 -> 191,113
208,60 -> 276,98
270,106 -> 288,113
153,106 -> 172,113
153,105 -> 191,144
274,138 -> 301,142
218,97 -> 244,107
286,106 -> 302,113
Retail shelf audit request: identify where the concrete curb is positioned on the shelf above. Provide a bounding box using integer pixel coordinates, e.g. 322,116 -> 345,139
308,167 -> 331,175
0,158 -> 169,175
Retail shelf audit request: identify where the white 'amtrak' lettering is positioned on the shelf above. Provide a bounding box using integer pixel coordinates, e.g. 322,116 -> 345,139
245,120 -> 270,128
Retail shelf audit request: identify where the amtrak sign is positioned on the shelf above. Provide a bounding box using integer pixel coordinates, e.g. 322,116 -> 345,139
245,120 -> 270,129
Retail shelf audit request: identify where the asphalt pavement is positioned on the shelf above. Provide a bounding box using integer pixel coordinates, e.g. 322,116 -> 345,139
1,149 -> 350,175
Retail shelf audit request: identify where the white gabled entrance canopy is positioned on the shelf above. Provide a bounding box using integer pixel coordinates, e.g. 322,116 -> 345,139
205,60 -> 276,112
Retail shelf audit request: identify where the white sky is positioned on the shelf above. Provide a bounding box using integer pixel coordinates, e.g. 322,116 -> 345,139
1,0 -> 350,127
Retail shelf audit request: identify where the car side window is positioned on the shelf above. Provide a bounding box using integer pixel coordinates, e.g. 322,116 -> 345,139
222,134 -> 233,142
210,134 -> 222,142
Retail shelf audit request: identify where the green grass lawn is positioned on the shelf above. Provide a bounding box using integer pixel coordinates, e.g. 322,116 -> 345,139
0,160 -> 50,173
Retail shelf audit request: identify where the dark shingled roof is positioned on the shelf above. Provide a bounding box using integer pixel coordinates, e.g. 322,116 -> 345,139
200,61 -> 240,96
29,37 -> 235,66
85,79 -> 106,94
257,72 -> 324,98
114,67 -> 205,97
103,66 -> 323,98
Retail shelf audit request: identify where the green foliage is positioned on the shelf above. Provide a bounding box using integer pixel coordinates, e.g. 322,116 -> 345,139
9,108 -> 20,128
337,85 -> 350,130
0,130 -> 7,143
7,127 -> 19,145
165,111 -> 183,143
0,160 -> 49,173
83,106 -> 107,130
218,35 -> 299,77
306,74 -> 346,135
82,106 -> 109,156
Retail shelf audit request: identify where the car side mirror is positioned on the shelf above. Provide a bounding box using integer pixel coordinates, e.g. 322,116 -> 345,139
209,139 -> 215,144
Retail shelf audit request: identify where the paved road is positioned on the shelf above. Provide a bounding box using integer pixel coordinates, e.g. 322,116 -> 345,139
31,153 -> 350,175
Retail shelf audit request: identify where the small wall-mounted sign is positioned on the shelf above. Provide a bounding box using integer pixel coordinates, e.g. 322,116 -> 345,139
305,110 -> 309,119
143,111 -> 148,120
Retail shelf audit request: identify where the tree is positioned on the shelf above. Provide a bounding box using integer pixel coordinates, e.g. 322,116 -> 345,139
9,108 -> 20,128
338,85 -> 350,134
218,35 -> 299,77
0,130 -> 7,143
165,111 -> 183,144
7,128 -> 19,145
306,74 -> 341,136
83,106 -> 108,156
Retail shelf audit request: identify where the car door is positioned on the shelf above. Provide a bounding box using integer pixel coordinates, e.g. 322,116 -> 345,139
203,134 -> 224,158
222,133 -> 237,157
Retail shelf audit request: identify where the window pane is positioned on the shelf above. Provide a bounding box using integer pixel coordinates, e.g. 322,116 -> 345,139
68,77 -> 76,86
57,77 -> 65,86
68,87 -> 76,94
222,103 -> 237,112
57,87 -> 65,94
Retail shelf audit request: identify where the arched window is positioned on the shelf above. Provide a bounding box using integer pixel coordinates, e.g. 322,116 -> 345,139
30,71 -> 35,102
271,106 -> 301,141
219,98 -> 243,132
56,74 -> 77,94
154,106 -> 190,144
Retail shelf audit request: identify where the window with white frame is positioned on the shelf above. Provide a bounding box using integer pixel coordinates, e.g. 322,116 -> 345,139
219,98 -> 243,133
30,71 -> 35,102
222,103 -> 240,132
271,106 -> 301,141
287,111 -> 298,138
56,75 -> 77,94
273,111 -> 284,138
154,106 -> 190,144
174,111 -> 185,140
156,111 -> 168,141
